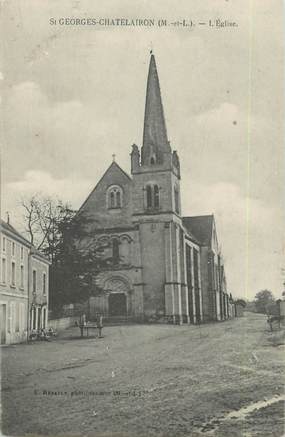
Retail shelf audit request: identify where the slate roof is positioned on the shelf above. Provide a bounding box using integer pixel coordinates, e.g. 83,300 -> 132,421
182,215 -> 214,246
142,54 -> 171,163
182,225 -> 200,245
1,219 -> 50,263
1,219 -> 31,246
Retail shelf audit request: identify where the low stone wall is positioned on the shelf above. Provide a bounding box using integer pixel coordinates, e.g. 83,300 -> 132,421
48,316 -> 78,331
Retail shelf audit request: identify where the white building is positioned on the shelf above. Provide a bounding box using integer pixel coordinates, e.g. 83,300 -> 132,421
0,219 -> 50,345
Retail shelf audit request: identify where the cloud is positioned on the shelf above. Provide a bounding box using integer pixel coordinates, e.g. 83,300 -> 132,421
3,81 -> 118,183
3,170 -> 94,225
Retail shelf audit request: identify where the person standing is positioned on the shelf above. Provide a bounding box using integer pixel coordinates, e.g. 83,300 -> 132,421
96,313 -> 103,338
80,313 -> 87,326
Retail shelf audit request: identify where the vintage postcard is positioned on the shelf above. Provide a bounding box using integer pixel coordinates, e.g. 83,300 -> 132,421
0,1 -> 284,436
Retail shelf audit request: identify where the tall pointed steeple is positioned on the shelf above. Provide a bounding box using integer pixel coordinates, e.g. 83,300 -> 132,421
141,54 -> 171,165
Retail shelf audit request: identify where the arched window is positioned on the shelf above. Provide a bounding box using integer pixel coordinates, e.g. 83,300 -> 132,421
107,185 -> 123,209
146,184 -> 160,209
146,185 -> 152,208
154,185 -> 159,208
110,191 -> 115,208
116,190 -> 121,207
112,239 -> 120,265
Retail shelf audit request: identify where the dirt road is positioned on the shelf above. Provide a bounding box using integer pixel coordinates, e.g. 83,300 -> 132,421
1,312 -> 284,436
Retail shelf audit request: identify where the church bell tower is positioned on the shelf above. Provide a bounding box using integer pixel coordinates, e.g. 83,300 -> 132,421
130,53 -> 183,321
131,53 -> 181,217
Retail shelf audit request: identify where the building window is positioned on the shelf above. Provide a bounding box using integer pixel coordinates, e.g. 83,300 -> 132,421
15,303 -> 20,332
112,239 -> 120,265
21,303 -> 25,331
2,237 -> 6,252
33,270 -> 37,293
107,185 -> 123,209
37,307 -> 41,330
11,262 -> 16,286
116,190 -> 121,207
43,308 -> 46,329
2,258 -> 6,283
153,185 -> 159,208
9,302 -> 14,333
110,191 -> 115,208
174,187 -> 180,214
43,272 -> 46,295
12,242 -> 15,257
32,307 -> 36,330
146,184 -> 160,209
146,185 -> 152,208
20,265 -> 24,289
20,246 -> 24,260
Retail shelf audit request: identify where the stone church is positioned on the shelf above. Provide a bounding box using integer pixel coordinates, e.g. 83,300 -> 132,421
77,54 -> 230,324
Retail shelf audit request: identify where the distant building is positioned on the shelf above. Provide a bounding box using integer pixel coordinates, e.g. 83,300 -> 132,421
73,54 -> 230,324
0,219 -> 50,344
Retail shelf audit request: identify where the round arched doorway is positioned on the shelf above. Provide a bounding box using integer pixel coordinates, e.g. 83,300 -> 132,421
109,293 -> 127,316
104,277 -> 130,316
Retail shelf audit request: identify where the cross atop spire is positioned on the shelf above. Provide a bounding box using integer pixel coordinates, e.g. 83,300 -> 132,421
141,53 -> 171,165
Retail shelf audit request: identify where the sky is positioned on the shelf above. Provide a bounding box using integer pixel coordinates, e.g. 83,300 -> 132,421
0,0 -> 284,299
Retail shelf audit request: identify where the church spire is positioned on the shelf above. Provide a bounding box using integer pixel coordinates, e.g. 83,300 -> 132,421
141,53 -> 171,165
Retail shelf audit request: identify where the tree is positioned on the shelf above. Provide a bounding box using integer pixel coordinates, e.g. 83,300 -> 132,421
244,301 -> 257,313
49,211 -> 112,312
21,194 -> 74,262
235,299 -> 246,307
254,289 -> 275,314
21,194 -> 112,313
